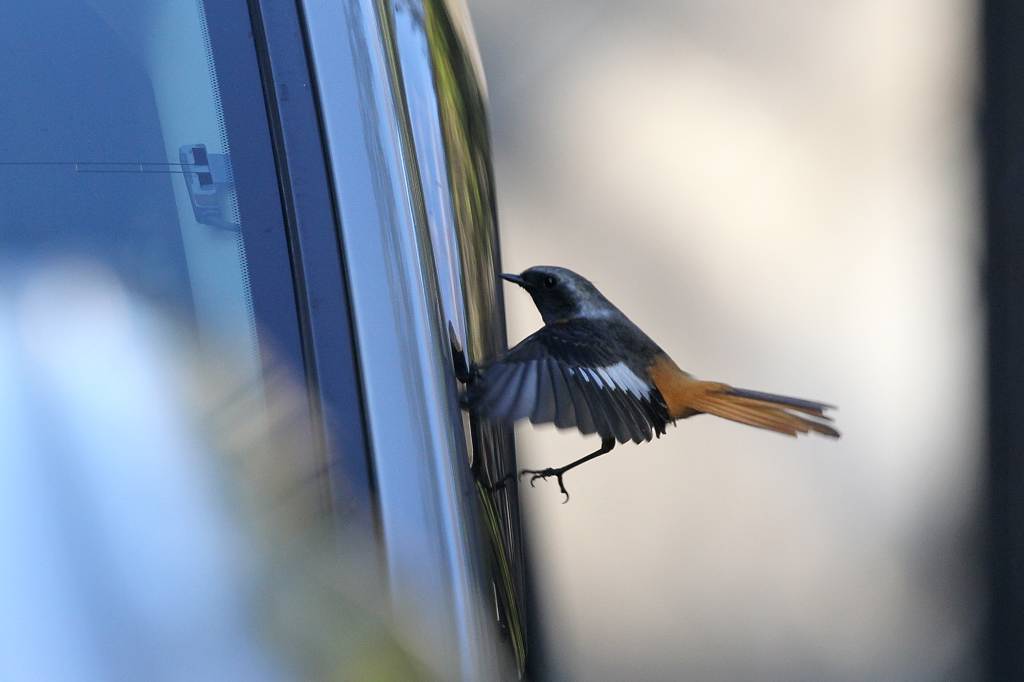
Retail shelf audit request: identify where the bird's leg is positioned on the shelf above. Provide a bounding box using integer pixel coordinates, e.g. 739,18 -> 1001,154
520,437 -> 616,503
467,420 -> 512,492
448,321 -> 477,385
485,470 -> 517,492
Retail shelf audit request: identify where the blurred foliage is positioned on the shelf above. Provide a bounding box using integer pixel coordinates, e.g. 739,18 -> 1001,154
193,356 -> 434,681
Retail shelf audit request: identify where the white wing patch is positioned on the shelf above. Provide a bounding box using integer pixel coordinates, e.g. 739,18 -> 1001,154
570,361 -> 651,398
602,361 -> 651,398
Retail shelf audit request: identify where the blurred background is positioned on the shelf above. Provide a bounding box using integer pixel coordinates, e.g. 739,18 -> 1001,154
0,268 -> 434,680
467,0 -> 981,679
0,0 -> 987,678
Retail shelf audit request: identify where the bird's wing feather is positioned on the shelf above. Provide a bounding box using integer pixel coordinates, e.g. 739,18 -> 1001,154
530,358 -> 558,424
467,321 -> 670,444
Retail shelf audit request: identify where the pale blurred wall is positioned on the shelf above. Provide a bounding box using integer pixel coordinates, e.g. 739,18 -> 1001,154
466,1 -> 979,680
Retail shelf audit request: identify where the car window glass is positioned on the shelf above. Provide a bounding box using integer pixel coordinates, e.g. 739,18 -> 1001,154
0,0 -> 303,403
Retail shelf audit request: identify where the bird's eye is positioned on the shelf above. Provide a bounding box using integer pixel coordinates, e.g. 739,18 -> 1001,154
543,276 -> 556,289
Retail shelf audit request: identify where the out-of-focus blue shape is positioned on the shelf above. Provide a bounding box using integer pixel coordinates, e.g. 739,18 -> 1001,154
0,268 -> 285,682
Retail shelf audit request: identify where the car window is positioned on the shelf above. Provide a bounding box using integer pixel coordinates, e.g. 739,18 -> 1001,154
0,0 -> 303,392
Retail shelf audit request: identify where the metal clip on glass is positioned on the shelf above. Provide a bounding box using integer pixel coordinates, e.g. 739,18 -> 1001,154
179,144 -> 237,230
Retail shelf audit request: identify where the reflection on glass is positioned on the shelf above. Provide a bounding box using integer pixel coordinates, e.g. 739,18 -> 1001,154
0,1 -> 260,380
420,0 -> 527,672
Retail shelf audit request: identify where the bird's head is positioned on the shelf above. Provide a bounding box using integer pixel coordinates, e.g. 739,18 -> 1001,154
501,266 -> 616,324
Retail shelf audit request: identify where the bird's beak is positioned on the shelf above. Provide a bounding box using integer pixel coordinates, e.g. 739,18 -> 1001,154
500,273 -> 527,288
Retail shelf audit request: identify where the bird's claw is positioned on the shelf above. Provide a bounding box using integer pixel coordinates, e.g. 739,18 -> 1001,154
486,471 -> 516,493
520,467 -> 571,503
448,321 -> 478,385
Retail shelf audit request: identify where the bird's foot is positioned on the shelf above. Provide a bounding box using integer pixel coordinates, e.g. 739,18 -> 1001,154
448,321 -> 477,385
520,467 -> 571,503
485,470 -> 516,493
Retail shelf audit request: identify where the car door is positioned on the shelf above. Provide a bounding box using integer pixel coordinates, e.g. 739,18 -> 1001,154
0,0 -> 523,678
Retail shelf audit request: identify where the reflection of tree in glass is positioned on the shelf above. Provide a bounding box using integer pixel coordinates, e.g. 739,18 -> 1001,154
424,0 -> 527,674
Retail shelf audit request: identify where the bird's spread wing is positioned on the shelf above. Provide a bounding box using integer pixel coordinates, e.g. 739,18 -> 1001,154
466,322 -> 670,444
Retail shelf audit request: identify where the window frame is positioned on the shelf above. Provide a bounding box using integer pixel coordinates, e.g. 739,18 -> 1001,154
243,0 -> 378,526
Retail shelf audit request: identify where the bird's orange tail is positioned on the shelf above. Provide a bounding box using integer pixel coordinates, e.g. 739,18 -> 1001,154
648,358 -> 839,438
683,382 -> 839,438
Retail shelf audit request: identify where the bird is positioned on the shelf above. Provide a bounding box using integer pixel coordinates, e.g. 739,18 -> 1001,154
461,265 -> 839,502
